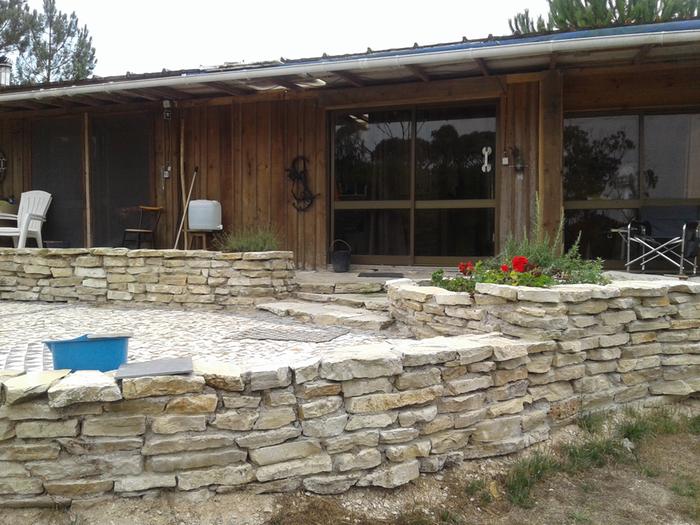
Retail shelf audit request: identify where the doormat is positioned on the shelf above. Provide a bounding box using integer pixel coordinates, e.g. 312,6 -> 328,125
357,272 -> 404,278
232,324 -> 349,343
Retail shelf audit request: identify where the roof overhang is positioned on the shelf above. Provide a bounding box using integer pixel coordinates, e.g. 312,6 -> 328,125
0,20 -> 699,111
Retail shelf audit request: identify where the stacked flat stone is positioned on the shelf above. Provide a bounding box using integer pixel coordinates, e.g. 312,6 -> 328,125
0,248 -> 295,308
389,279 -> 700,408
1,329 -> 697,506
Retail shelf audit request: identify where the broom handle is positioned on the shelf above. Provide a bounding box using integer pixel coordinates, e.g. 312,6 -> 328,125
174,167 -> 198,249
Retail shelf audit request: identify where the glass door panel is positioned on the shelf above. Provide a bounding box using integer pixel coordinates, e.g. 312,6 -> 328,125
334,110 -> 411,201
415,107 -> 496,200
332,104 -> 497,265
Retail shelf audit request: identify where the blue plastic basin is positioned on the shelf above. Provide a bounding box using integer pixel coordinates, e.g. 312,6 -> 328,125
44,334 -> 130,372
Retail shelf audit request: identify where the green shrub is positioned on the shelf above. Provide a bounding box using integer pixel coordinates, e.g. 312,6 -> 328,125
214,225 -> 279,252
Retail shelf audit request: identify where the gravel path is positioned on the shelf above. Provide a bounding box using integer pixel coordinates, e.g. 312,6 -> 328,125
0,301 -> 389,372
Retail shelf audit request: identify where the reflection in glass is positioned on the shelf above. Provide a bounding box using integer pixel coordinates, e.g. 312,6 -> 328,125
644,114 -> 700,199
415,209 -> 494,257
565,209 -> 638,260
334,111 -> 411,201
334,210 -> 410,256
564,116 -> 639,200
415,107 -> 496,200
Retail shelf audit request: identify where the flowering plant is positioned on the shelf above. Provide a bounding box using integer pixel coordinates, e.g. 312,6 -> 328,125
432,255 -> 555,293
431,199 -> 608,294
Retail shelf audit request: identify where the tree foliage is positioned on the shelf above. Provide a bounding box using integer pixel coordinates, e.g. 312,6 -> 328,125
509,0 -> 700,34
0,0 -> 33,56
14,0 -> 95,84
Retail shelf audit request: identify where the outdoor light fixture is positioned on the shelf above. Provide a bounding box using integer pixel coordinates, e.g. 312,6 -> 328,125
0,57 -> 12,87
502,146 -> 527,178
162,99 -> 172,120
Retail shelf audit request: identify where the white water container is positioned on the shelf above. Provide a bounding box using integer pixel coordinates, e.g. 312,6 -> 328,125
188,200 -> 223,231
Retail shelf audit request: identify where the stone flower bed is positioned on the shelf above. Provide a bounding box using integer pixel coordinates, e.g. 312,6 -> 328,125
0,248 -> 295,308
0,327 -> 697,506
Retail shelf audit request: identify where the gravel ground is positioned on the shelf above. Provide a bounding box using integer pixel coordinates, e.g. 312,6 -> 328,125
0,301 -> 389,372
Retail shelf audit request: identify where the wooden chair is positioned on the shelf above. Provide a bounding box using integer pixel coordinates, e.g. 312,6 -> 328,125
122,206 -> 163,249
0,190 -> 52,248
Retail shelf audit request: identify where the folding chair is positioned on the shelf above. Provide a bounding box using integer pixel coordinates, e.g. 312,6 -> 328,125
621,206 -> 699,275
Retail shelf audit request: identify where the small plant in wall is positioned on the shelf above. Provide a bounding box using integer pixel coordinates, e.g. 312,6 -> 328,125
432,197 -> 608,293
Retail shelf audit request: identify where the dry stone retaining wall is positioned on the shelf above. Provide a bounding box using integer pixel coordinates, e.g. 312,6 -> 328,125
0,248 -> 295,308
0,327 -> 697,506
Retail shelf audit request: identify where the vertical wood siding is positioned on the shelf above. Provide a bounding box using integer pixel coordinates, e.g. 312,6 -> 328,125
165,99 -> 327,270
498,81 -> 540,246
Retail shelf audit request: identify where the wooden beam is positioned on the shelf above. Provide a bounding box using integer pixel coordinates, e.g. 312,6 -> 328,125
538,70 -> 563,241
89,92 -> 140,104
634,44 -> 655,65
70,95 -> 106,107
274,78 -> 302,91
319,76 -> 503,109
130,90 -> 161,101
205,81 -> 254,96
332,70 -> 364,87
82,112 -> 92,247
475,58 -> 491,77
549,53 -> 558,70
4,100 -> 52,110
140,86 -> 190,100
404,64 -> 431,82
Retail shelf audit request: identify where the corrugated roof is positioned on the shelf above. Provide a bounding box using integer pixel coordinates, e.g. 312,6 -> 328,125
0,19 -> 698,110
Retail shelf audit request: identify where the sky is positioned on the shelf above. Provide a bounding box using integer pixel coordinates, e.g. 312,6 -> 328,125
27,0 -> 551,77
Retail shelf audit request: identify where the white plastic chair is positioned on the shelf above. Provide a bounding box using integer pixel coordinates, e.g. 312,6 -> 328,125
0,190 -> 52,248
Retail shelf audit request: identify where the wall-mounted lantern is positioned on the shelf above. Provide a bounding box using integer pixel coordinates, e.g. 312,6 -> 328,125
502,146 -> 528,179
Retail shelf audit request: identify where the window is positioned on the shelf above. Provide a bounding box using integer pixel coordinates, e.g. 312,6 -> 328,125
564,113 -> 700,262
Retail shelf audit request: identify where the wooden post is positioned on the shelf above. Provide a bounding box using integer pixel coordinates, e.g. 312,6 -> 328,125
178,114 -> 188,249
538,70 -> 564,243
82,112 -> 92,247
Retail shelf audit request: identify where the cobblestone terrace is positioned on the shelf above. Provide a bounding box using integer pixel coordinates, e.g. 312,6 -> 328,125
0,302 -> 388,372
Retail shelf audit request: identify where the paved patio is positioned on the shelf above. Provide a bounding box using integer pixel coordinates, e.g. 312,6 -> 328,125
0,301 -> 389,372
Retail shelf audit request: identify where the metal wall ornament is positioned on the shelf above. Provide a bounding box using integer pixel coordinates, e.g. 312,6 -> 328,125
286,155 -> 318,212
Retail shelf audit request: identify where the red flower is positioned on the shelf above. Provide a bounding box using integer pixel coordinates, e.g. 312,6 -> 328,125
500,264 -> 510,272
458,261 -> 475,275
512,256 -> 529,273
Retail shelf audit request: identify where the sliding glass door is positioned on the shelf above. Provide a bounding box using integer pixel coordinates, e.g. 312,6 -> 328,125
332,104 -> 497,265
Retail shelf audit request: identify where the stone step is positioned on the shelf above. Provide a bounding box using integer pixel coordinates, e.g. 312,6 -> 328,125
293,292 -> 389,311
257,301 -> 394,331
296,281 -> 385,295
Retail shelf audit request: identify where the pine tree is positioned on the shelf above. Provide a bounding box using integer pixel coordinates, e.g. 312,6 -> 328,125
0,0 -> 34,56
510,0 -> 700,35
14,0 -> 95,84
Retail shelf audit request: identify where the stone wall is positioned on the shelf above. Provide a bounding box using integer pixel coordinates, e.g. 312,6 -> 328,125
0,248 -> 295,308
0,329 -> 697,506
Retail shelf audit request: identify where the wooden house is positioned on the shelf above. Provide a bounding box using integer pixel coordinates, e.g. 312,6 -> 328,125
0,20 -> 699,269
